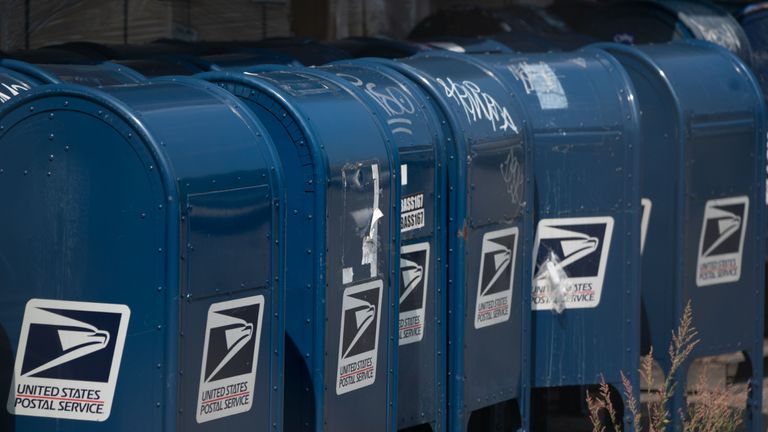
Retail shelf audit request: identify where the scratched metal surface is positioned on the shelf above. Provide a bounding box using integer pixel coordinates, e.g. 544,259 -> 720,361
201,70 -> 399,432
0,78 -> 284,431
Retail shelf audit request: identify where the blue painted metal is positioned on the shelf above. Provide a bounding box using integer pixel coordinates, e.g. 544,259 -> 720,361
200,70 -> 399,432
586,0 -> 752,64
315,59 -> 448,430
597,40 -> 766,431
0,78 -> 284,431
368,51 -> 533,431
0,59 -> 145,86
738,4 -> 768,255
482,48 -> 642,431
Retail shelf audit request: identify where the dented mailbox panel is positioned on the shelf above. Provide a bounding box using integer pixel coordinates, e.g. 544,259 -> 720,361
201,70 -> 399,432
0,79 -> 284,431
371,51 -> 534,431
318,60 -> 448,430
484,49 -> 642,390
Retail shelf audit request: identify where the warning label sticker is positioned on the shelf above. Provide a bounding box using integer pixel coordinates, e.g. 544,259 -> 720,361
399,242 -> 430,345
196,295 -> 264,423
336,280 -> 383,395
532,217 -> 614,311
474,227 -> 519,329
8,299 -> 131,422
401,193 -> 425,233
696,196 -> 749,287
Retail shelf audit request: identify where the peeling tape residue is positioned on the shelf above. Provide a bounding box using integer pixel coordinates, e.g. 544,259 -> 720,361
362,164 -> 382,278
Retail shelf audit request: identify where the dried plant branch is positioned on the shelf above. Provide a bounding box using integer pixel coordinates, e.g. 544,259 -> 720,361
586,301 -> 743,432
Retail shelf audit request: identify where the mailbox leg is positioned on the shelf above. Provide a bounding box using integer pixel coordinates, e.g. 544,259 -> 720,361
746,347 -> 764,432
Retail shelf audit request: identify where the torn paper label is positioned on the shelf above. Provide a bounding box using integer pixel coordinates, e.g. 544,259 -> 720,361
361,164 -> 382,278
509,62 -> 568,110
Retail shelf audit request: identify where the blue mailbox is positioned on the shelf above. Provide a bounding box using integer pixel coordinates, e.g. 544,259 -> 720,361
599,41 -> 766,431
482,48 -> 642,429
314,60 -> 448,430
370,51 -> 534,431
585,0 -> 752,64
200,70 -> 399,431
0,78 -> 284,431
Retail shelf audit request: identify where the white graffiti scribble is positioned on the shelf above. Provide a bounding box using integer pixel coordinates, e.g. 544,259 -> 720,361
435,77 -> 517,133
337,73 -> 415,135
0,81 -> 31,103
500,149 -> 524,205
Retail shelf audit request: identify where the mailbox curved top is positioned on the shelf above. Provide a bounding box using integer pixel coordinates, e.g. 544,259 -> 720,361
0,58 -> 145,86
594,41 -> 765,123
0,78 -> 281,216
588,0 -> 752,64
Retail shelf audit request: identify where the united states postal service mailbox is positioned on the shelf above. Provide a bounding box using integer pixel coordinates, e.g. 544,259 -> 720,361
0,78 -> 284,431
369,51 -> 534,432
598,41 -> 767,431
200,70 -> 399,432
316,59 -> 448,431
483,48 -> 642,430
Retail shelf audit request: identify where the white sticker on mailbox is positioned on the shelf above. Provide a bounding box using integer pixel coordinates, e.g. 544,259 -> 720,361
474,227 -> 519,329
196,295 -> 264,423
8,299 -> 131,422
532,217 -> 614,311
401,193 -> 425,233
336,280 -> 383,395
696,196 -> 749,287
